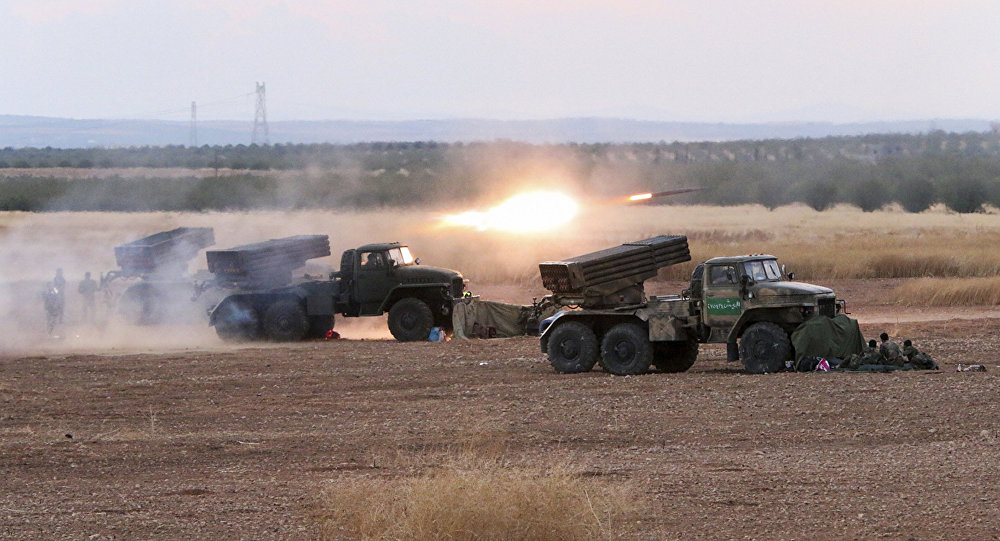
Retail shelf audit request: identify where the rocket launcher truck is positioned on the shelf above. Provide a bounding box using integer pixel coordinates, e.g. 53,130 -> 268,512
538,235 -> 842,375
103,227 -> 216,325
206,237 -> 465,342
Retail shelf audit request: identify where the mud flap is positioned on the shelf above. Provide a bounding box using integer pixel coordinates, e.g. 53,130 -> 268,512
727,340 -> 739,362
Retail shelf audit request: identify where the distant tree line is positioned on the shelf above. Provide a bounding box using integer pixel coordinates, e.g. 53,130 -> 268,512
2,131 -> 1000,212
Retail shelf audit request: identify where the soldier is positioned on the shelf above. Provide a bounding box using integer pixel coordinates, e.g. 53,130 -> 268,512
42,282 -> 61,335
78,271 -> 99,323
845,339 -> 882,370
902,339 -> 939,370
879,332 -> 904,367
52,268 -> 66,323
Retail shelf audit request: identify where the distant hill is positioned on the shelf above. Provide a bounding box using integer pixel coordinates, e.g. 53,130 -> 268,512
0,114 -> 993,148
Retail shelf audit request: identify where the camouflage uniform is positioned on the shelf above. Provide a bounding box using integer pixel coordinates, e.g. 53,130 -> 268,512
879,339 -> 904,367
902,343 -> 939,370
845,345 -> 882,370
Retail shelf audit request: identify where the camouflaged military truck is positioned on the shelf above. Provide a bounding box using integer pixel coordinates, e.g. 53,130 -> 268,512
538,235 -> 841,375
207,238 -> 465,343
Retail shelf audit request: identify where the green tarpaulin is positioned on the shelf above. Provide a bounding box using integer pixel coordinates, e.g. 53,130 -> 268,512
790,314 -> 865,362
452,298 -> 559,339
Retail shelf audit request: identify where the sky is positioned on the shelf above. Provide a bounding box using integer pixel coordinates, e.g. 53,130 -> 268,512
1,0 -> 998,123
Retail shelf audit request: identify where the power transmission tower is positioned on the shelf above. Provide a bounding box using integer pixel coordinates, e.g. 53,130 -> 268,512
252,82 -> 269,145
189,101 -> 197,147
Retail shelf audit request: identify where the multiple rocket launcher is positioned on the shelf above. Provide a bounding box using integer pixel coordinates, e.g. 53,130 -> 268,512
539,235 -> 691,308
113,228 -> 332,290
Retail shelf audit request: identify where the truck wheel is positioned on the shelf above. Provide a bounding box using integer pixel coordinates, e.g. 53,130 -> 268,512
739,321 -> 792,374
214,300 -> 261,342
388,297 -> 434,342
653,338 -> 699,373
118,283 -> 163,325
546,321 -> 598,373
263,300 -> 309,342
599,322 -> 653,376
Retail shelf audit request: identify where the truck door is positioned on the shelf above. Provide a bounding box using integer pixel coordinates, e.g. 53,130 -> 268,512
703,263 -> 742,331
354,250 -> 397,315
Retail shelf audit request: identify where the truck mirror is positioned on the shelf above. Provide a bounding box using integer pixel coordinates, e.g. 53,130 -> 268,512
414,257 -> 421,265
740,274 -> 753,288
788,272 -> 795,280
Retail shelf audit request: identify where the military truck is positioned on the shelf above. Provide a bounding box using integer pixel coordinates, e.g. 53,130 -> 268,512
538,235 -> 841,375
103,227 -> 217,325
207,237 -> 466,342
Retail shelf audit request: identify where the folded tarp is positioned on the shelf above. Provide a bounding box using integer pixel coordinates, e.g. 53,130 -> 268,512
790,314 -> 865,363
452,298 -> 559,339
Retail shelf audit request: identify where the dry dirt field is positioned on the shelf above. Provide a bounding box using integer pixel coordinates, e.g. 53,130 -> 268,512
2,281 -> 999,540
3,207 -> 1000,539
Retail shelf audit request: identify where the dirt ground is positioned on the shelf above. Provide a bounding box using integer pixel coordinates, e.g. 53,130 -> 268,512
2,281 -> 999,540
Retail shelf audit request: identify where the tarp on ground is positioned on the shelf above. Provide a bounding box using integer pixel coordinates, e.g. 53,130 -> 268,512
452,298 -> 559,339
790,314 -> 866,362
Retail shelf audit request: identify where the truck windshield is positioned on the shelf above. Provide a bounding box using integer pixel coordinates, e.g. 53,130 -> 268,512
387,247 -> 415,266
745,260 -> 783,281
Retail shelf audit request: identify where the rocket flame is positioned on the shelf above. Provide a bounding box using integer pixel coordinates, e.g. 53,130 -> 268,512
439,191 -> 579,232
628,192 -> 653,201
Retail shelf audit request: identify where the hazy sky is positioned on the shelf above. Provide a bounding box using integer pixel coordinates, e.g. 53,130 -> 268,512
2,0 -> 998,123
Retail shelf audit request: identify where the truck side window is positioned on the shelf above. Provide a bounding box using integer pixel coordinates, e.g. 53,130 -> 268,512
361,252 -> 382,269
709,265 -> 734,285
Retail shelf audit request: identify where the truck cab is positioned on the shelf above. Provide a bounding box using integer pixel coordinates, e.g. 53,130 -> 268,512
693,255 -> 837,372
698,255 -> 836,332
336,242 -> 465,325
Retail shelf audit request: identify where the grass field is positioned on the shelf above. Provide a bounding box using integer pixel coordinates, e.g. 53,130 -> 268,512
2,202 -> 999,300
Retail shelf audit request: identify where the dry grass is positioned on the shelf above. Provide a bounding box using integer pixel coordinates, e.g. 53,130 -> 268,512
3,203 -> 1000,286
314,455 -> 641,541
893,277 -> 1000,306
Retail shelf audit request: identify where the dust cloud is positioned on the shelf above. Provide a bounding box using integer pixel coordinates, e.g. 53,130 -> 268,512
0,201 -> 700,354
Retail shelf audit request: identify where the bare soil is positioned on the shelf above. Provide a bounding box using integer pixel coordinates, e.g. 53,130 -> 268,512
2,282 -> 999,539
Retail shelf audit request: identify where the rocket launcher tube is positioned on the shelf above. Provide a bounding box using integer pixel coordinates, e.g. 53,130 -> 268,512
539,235 -> 690,308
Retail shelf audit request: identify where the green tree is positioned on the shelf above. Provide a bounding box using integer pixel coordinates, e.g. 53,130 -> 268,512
940,176 -> 988,213
895,177 -> 936,213
848,178 -> 890,212
800,180 -> 838,211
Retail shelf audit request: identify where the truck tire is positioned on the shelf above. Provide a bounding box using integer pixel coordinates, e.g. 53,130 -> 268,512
546,321 -> 598,373
739,321 -> 792,374
387,297 -> 434,342
118,283 -> 163,325
653,338 -> 699,373
214,300 -> 261,342
599,322 -> 653,376
263,300 -> 309,342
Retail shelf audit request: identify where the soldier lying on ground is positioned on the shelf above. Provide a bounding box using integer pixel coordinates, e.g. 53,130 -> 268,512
902,339 -> 940,370
840,336 -> 938,372
845,339 -> 882,370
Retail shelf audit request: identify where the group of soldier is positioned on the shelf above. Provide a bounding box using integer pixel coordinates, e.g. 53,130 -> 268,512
843,332 -> 939,371
41,268 -> 99,335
